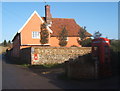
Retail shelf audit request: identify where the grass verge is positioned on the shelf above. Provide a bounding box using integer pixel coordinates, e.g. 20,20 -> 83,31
21,63 -> 65,69
30,63 -> 64,69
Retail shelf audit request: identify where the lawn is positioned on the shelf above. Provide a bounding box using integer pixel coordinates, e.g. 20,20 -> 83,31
0,46 -> 8,54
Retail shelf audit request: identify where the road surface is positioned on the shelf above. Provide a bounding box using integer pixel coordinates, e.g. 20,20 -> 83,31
2,55 -> 119,89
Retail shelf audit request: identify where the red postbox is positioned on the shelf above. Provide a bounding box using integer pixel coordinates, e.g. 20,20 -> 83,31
92,37 -> 112,78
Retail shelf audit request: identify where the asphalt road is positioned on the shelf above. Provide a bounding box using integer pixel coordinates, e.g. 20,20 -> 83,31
2,55 -> 119,90
2,56 -> 59,89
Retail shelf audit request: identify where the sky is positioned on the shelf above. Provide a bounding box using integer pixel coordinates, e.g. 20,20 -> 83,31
0,2 -> 118,42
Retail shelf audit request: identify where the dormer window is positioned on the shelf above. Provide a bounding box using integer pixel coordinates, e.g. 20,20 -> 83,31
32,31 -> 40,39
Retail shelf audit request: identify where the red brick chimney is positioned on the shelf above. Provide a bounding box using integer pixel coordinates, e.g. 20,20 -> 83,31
45,5 -> 52,25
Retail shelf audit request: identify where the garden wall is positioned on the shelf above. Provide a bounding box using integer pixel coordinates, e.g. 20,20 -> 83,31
31,47 -> 92,65
64,55 -> 95,79
6,47 -> 92,65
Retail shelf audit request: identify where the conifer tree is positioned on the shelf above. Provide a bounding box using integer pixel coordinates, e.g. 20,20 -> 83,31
78,26 -> 91,46
58,27 -> 68,47
40,23 -> 49,44
3,40 -> 7,47
7,40 -> 12,47
78,26 -> 87,41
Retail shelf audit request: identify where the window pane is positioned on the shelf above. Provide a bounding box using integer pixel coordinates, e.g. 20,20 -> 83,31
32,31 -> 40,39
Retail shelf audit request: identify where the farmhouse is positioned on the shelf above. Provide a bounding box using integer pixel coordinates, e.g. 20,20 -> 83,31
12,5 -> 92,58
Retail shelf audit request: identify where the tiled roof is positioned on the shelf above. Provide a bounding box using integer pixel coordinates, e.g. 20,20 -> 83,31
49,18 -> 92,37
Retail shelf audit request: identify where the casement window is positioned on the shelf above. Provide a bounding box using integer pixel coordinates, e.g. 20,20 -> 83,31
32,31 -> 40,39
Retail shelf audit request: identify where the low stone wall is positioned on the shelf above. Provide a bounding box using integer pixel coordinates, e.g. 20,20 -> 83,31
65,55 -> 95,79
31,47 -> 92,65
5,47 -> 92,65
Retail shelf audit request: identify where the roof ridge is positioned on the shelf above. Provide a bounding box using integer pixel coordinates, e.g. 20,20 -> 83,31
52,18 -> 74,20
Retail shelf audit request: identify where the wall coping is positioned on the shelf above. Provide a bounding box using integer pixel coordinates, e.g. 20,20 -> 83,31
31,47 -> 92,49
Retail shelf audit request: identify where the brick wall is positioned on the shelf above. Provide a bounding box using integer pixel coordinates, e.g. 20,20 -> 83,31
31,47 -> 92,65
20,47 -> 31,64
12,34 -> 21,58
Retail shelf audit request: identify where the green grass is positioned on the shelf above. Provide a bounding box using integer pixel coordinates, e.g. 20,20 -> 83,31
28,63 -> 64,69
0,46 -> 8,54
42,63 -> 63,68
19,63 -> 64,69
21,64 -> 31,67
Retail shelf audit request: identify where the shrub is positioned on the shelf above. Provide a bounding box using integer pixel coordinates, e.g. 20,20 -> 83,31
110,40 -> 120,52
81,38 -> 92,47
78,27 -> 87,41
59,40 -> 67,47
40,30 -> 49,44
58,27 -> 68,47
71,45 -> 78,47
40,23 -> 49,44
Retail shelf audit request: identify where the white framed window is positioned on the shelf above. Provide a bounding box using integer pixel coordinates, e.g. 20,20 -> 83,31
32,31 -> 40,39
